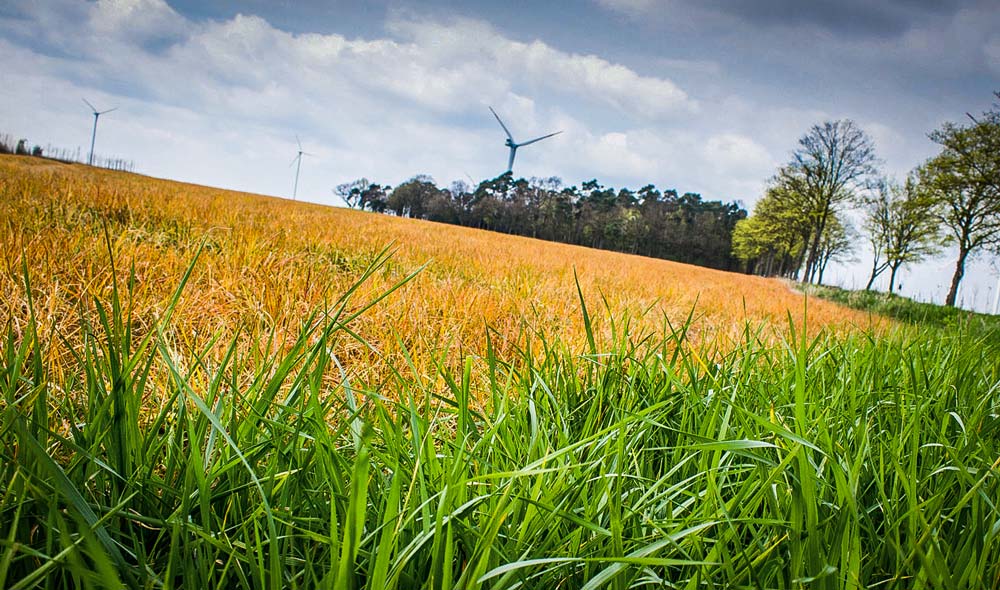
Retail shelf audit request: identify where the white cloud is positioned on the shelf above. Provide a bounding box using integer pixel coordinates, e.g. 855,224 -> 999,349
0,0 -> 709,202
4,0 -> 997,310
384,17 -> 698,118
88,0 -> 188,43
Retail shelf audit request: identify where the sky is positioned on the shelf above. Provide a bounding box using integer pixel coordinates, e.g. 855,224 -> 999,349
2,0 -> 1000,311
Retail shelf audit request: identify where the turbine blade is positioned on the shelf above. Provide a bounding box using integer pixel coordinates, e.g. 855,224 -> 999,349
290,154 -> 300,167
489,106 -> 514,141
82,98 -> 98,113
517,130 -> 562,147
507,146 -> 516,172
296,134 -> 302,150
99,107 -> 118,115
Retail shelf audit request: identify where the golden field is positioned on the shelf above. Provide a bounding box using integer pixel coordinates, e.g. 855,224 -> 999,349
0,155 -> 883,400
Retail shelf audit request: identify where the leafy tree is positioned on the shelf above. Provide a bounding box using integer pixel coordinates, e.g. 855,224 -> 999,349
732,184 -> 810,277
424,189 -> 460,224
779,120 -> 878,283
335,178 -> 389,212
333,171 -> 746,272
862,177 -> 939,293
731,216 -> 770,274
447,180 -> 476,224
387,176 -> 441,219
918,96 -> 1000,306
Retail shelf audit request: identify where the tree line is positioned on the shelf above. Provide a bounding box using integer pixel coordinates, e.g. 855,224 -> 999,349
335,173 -> 748,271
733,92 -> 1000,307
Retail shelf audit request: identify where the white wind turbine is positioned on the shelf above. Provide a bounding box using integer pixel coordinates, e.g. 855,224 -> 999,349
290,135 -> 314,200
83,98 -> 117,166
489,106 -> 561,173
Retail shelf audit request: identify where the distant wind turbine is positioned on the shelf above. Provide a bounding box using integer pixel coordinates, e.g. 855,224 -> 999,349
83,98 -> 117,166
489,106 -> 561,173
290,135 -> 314,200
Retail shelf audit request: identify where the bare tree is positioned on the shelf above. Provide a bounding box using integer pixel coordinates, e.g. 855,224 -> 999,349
781,120 -> 878,283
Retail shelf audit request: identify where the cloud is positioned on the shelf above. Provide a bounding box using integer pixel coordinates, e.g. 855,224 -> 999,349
384,17 -> 698,118
0,0 -> 714,202
4,0 -> 994,309
594,0 -> 968,38
987,36 -> 1000,75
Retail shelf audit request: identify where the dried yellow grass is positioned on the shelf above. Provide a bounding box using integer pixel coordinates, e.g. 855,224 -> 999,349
0,155 -> 885,400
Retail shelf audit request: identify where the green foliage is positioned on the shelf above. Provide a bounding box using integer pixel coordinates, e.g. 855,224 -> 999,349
918,95 -> 1000,306
733,182 -> 847,281
3,253 -> 1000,588
387,175 -> 441,219
779,120 -> 878,284
335,178 -> 390,213
804,282 -> 1000,334
862,177 -> 940,293
350,173 -> 747,271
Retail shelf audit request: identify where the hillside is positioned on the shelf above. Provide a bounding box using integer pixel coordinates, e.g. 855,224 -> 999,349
3,154 -> 999,588
1,155 -> 880,387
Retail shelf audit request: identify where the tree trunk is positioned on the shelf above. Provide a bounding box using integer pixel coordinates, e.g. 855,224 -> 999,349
888,264 -> 899,294
795,230 -> 812,283
866,252 -> 884,291
945,247 -> 969,307
865,271 -> 877,291
805,208 -> 830,284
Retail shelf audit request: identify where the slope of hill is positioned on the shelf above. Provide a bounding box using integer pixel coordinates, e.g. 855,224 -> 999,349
3,155 -> 999,588
1,155 -> 878,385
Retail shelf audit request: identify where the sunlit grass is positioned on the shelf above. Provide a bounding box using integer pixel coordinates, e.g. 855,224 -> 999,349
0,155 -> 883,403
4,155 -> 995,588
2,245 -> 998,588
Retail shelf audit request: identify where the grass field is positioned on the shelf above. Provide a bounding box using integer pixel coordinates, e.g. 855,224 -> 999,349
2,155 -> 998,588
0,156 -> 880,391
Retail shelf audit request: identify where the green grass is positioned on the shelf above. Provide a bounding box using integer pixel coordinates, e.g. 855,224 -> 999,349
803,283 -> 1000,333
2,252 -> 1000,589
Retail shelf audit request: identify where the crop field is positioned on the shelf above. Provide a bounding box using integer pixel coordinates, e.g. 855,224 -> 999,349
1,155 -> 999,589
0,156 -> 880,395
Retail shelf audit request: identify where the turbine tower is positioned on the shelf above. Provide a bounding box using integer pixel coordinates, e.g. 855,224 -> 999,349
489,106 -> 561,173
290,135 -> 313,200
83,99 -> 117,166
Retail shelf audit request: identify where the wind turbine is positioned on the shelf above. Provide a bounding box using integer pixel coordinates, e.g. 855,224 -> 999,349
290,135 -> 313,200
489,106 -> 561,173
83,98 -> 117,166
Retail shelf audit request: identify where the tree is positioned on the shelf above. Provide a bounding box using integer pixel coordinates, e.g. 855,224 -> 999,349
335,179 -> 389,212
732,183 -> 813,278
446,180 -> 476,224
386,176 -> 441,218
862,177 -> 940,293
918,96 -> 1000,306
814,214 -> 857,286
337,170 -> 747,272
780,120 -> 878,283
